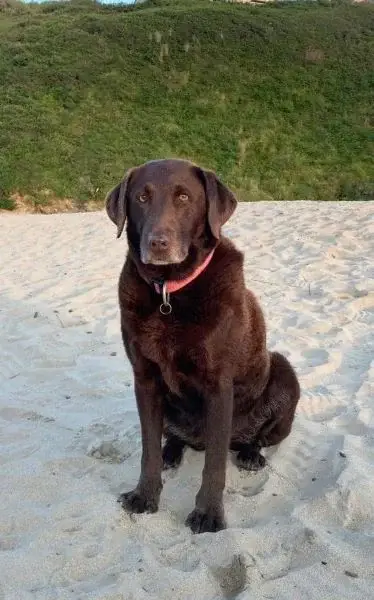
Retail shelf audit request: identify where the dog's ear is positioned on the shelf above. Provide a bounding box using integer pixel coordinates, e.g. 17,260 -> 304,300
105,168 -> 134,239
198,168 -> 237,240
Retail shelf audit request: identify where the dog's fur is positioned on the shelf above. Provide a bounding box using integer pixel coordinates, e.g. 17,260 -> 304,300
106,158 -> 300,534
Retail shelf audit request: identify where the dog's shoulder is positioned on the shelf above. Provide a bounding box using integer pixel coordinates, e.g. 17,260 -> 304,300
211,237 -> 244,283
202,237 -> 246,306
118,256 -> 154,315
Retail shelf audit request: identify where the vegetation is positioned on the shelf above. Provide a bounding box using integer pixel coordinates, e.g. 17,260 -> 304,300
0,0 -> 373,210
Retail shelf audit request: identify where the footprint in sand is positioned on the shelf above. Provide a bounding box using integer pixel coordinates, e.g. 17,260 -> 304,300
302,348 -> 329,368
299,385 -> 347,422
268,420 -> 346,497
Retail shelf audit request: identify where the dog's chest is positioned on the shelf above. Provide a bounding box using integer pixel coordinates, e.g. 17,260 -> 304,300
137,316 -> 204,396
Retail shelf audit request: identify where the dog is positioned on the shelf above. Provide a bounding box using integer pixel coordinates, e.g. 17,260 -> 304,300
106,158 -> 300,534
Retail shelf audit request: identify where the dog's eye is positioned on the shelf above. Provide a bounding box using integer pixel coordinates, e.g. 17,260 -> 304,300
138,194 -> 148,204
178,193 -> 189,202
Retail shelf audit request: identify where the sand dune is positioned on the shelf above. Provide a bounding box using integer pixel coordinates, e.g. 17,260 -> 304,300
1,201 -> 374,599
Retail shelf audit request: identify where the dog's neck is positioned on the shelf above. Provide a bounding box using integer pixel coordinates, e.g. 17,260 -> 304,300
152,249 -> 215,294
127,237 -> 216,294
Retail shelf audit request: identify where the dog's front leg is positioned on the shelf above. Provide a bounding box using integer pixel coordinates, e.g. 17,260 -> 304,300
186,377 -> 233,533
118,369 -> 164,514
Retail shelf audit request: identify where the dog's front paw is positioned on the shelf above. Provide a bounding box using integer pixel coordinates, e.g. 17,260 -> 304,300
118,489 -> 159,514
186,507 -> 226,534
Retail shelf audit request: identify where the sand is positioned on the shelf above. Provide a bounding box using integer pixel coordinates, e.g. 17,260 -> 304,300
1,201 -> 374,600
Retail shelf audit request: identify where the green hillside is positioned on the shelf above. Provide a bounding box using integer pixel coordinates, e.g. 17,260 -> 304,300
0,0 -> 373,210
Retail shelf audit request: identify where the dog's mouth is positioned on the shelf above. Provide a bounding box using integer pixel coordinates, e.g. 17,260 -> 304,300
139,232 -> 189,266
140,248 -> 188,266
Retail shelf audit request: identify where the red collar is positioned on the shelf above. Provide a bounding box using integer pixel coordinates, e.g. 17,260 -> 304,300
154,250 -> 215,295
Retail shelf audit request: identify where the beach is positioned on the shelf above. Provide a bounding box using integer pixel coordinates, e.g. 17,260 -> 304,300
1,201 -> 374,599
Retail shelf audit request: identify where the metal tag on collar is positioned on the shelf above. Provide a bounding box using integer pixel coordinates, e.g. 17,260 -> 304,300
160,282 -> 172,315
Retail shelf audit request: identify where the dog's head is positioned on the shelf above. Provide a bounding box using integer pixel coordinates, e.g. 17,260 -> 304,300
106,159 -> 237,267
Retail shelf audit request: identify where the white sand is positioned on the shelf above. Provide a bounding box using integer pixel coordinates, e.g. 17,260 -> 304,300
1,202 -> 374,600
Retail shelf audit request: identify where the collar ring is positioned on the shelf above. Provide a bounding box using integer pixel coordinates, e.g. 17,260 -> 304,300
160,282 -> 172,315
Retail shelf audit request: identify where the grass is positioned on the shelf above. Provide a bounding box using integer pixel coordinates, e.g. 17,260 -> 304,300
0,0 -> 373,210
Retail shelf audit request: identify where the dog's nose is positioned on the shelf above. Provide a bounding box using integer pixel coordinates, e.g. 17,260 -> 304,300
149,233 -> 169,251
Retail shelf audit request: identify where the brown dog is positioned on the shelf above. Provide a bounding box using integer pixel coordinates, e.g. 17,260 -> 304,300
106,159 -> 300,534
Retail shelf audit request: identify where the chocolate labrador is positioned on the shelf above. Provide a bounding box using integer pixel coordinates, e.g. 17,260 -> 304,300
106,159 -> 300,534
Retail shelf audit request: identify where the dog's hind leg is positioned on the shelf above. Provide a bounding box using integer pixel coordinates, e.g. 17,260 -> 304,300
232,351 -> 300,471
233,441 -> 266,471
258,351 -> 300,448
162,434 -> 186,470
